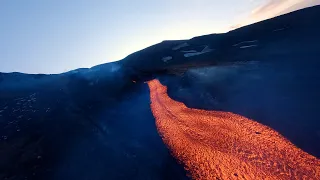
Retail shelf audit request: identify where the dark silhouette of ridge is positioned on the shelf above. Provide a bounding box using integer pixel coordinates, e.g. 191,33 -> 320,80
0,5 -> 320,180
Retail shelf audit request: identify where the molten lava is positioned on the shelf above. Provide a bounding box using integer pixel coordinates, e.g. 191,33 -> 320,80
148,79 -> 320,180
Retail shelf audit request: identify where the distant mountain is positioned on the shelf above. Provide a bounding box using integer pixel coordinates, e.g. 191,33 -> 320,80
118,5 -> 320,74
0,5 -> 320,180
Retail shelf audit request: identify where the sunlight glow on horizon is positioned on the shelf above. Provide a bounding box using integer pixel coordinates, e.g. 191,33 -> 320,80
0,0 -> 318,74
231,0 -> 319,30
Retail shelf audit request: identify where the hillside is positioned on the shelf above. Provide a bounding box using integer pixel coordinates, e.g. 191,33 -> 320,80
1,5 -> 320,180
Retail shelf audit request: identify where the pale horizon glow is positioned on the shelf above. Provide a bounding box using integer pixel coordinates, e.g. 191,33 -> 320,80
232,0 -> 320,29
1,0 -> 319,74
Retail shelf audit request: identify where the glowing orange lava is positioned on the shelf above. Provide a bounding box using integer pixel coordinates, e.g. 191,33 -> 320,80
148,79 -> 320,180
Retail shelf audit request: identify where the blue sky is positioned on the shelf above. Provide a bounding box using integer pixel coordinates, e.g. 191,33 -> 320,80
1,0 -> 318,73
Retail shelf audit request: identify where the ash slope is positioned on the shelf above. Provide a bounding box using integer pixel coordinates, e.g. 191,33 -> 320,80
1,5 -> 320,180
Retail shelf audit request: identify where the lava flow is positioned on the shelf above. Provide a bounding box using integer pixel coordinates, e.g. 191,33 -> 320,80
147,79 -> 320,180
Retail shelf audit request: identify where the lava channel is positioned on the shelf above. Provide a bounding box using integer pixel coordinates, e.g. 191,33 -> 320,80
148,79 -> 320,180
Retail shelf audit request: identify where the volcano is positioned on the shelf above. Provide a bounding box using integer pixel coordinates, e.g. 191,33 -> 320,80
1,5 -> 320,180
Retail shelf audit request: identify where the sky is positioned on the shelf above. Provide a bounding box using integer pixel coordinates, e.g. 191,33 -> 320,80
1,0 -> 319,74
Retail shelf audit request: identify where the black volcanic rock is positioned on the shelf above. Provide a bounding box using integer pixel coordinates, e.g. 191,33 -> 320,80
1,5 -> 320,180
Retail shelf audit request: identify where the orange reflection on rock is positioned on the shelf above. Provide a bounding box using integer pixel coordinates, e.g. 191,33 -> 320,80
148,79 -> 320,180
